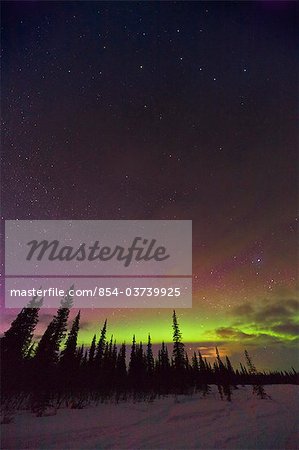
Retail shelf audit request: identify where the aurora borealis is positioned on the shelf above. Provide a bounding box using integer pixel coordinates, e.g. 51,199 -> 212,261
1,1 -> 298,370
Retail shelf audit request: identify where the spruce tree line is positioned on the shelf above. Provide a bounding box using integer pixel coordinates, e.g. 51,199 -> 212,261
1,295 -> 298,412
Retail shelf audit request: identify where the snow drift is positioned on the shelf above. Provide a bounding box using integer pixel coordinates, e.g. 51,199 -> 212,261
1,385 -> 298,449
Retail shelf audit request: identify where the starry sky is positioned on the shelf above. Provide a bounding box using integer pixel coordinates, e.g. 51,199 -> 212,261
1,1 -> 298,370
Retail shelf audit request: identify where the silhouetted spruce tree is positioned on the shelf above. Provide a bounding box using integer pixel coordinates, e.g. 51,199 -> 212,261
129,338 -> 147,394
215,347 -> 232,401
161,342 -> 170,370
157,342 -> 170,368
102,336 -> 117,391
172,310 -> 186,392
192,352 -> 199,371
60,311 -> 81,370
215,347 -> 226,373
198,351 -> 205,373
115,343 -> 127,396
226,355 -> 237,388
94,319 -> 107,367
30,290 -> 73,414
112,340 -> 118,369
116,343 -> 127,377
198,350 -> 210,396
1,295 -> 43,366
239,362 -> 248,381
128,335 -> 136,375
34,318 -> 56,368
34,289 -> 73,368
214,361 -> 224,400
1,295 -> 43,392
101,340 -> 110,389
146,334 -> 154,376
172,310 -> 185,370
192,352 -> 201,390
226,356 -> 234,376
88,334 -> 97,365
75,344 -> 84,388
244,350 -> 269,399
155,341 -> 170,393
244,350 -> 256,375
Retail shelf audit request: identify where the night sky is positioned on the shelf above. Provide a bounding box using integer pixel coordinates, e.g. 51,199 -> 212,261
1,1 -> 298,369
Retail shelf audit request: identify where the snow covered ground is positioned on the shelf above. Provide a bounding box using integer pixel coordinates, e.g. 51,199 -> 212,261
1,385 -> 298,449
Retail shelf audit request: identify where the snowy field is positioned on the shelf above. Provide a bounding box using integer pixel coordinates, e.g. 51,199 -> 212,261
1,385 -> 298,450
